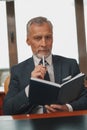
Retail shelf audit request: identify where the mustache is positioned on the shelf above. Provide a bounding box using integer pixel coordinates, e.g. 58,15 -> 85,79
37,48 -> 50,51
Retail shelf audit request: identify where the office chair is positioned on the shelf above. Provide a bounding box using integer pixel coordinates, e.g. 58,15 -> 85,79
4,75 -> 10,94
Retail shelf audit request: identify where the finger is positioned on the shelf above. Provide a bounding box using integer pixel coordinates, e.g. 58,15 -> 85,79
31,66 -> 46,79
45,105 -> 57,112
35,65 -> 46,75
50,104 -> 64,111
50,104 -> 61,109
46,109 -> 51,113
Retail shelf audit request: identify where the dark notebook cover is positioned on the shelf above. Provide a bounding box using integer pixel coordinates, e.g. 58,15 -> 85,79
29,73 -> 85,105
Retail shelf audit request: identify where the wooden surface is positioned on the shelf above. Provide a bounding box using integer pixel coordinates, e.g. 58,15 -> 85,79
0,110 -> 87,120
12,110 -> 87,120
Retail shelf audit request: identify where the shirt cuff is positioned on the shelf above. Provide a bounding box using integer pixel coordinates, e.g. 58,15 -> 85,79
25,85 -> 29,97
66,104 -> 73,112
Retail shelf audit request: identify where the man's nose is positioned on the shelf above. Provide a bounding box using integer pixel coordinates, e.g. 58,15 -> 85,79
41,38 -> 46,46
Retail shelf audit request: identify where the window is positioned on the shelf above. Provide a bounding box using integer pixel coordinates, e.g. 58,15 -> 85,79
84,0 -> 87,52
0,1 -> 9,69
14,0 -> 79,63
0,1 -> 9,86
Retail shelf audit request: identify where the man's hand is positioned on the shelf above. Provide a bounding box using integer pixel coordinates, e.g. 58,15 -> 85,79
45,104 -> 69,113
31,65 -> 47,79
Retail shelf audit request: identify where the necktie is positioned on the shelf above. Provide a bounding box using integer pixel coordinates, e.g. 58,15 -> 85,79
39,60 -> 50,81
39,60 -> 50,113
44,69 -> 50,81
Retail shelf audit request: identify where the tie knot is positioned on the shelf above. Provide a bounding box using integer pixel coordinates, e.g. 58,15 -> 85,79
39,59 -> 50,81
39,59 -> 49,66
45,60 -> 49,66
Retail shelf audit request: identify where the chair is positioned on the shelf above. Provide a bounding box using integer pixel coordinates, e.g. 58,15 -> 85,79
84,79 -> 87,87
4,75 -> 10,94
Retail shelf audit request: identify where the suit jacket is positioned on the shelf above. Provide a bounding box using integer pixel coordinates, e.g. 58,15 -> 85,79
3,55 -> 87,115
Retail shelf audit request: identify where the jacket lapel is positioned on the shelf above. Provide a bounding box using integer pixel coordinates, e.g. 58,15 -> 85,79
26,57 -> 35,82
52,55 -> 62,84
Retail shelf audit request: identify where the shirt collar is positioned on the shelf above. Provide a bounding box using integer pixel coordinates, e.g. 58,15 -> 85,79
33,54 -> 52,66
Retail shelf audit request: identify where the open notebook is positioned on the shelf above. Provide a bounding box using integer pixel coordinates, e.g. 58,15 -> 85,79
29,73 -> 85,105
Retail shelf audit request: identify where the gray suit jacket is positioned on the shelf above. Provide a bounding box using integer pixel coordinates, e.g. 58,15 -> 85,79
3,55 -> 87,115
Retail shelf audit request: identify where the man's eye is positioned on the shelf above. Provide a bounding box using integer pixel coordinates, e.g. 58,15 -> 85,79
34,37 -> 41,40
46,36 -> 52,40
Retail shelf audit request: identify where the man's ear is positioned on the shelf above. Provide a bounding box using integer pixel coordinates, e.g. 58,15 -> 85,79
26,38 -> 30,46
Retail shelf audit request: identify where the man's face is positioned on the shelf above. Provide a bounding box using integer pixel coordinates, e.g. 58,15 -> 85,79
26,22 -> 53,58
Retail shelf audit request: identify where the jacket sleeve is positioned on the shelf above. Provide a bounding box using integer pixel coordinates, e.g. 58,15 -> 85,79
70,87 -> 87,110
3,66 -> 30,115
69,59 -> 87,110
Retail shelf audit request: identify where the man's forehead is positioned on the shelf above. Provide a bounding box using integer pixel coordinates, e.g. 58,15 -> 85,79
33,32 -> 52,37
28,22 -> 53,36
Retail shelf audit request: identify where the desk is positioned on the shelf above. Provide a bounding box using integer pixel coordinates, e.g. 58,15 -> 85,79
0,110 -> 87,130
12,110 -> 87,119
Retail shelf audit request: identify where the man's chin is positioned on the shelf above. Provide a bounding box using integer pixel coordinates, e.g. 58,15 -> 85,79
36,53 -> 50,59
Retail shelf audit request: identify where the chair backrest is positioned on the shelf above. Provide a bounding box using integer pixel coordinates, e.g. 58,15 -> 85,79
84,79 -> 87,87
4,75 -> 10,94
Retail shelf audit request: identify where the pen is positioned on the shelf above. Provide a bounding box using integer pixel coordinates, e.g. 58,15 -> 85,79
42,55 -> 45,67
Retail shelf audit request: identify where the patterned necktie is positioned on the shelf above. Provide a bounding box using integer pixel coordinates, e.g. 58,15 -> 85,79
39,59 -> 50,81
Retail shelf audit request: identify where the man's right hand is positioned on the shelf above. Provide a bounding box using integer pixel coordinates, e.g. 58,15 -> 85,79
31,64 -> 47,79
45,104 -> 69,113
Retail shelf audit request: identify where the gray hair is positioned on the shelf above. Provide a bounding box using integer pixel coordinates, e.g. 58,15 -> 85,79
26,16 -> 53,36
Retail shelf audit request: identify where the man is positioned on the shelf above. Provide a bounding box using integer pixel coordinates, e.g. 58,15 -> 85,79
3,16 -> 87,115
84,76 -> 87,88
